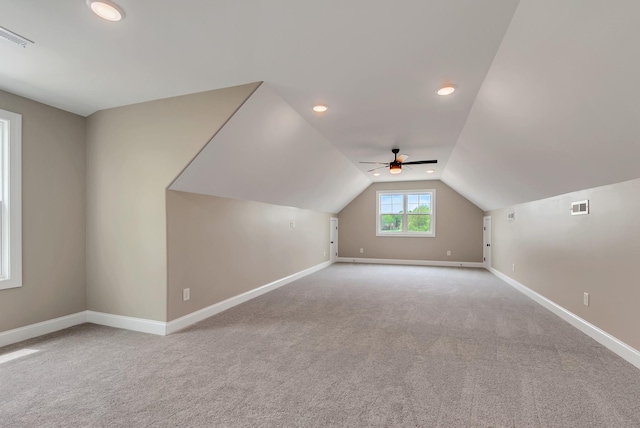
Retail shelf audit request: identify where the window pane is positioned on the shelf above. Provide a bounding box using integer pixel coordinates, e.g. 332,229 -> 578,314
381,204 -> 403,214
408,193 -> 431,213
380,193 -> 404,214
407,214 -> 430,232
380,214 -> 402,232
408,202 -> 429,213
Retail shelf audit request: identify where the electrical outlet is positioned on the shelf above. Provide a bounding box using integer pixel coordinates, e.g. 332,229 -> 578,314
360,248 -> 364,254
183,288 -> 190,302
323,250 -> 326,257
446,250 -> 451,256
512,263 -> 515,272
583,292 -> 589,307
290,220 -> 296,228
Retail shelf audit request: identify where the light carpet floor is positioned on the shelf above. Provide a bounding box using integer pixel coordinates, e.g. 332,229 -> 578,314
1,264 -> 640,427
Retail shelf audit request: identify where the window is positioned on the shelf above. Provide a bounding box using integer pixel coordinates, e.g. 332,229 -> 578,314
0,108 -> 22,290
376,189 -> 435,237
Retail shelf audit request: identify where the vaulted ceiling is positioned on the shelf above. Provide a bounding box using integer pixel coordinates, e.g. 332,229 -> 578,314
2,0 -> 639,211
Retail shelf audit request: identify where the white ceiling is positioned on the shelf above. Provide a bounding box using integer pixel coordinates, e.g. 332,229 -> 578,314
2,0 -> 639,211
442,0 -> 640,210
170,83 -> 370,213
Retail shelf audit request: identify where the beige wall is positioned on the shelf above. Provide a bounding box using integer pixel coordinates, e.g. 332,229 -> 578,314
488,177 -> 640,351
85,83 -> 259,322
338,180 -> 484,262
166,190 -> 331,321
0,90 -> 86,332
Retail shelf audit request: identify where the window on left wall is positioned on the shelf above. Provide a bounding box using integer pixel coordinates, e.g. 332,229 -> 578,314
0,108 -> 22,290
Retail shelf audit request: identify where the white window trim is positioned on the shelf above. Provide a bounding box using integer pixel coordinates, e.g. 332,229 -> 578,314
0,108 -> 22,290
376,189 -> 436,237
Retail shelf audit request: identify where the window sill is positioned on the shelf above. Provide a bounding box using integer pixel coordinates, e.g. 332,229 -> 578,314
376,232 -> 436,238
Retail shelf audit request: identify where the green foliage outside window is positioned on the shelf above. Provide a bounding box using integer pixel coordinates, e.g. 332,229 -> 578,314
381,214 -> 403,231
408,204 -> 430,232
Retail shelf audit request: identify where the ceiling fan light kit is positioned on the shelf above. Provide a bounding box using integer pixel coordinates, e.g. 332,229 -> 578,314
389,162 -> 402,174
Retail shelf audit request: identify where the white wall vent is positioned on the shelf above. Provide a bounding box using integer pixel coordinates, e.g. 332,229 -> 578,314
0,26 -> 34,48
507,212 -> 515,221
571,200 -> 589,216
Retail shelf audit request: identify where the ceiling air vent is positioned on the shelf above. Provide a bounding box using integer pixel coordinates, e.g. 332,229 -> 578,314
571,200 -> 589,216
0,26 -> 34,48
507,212 -> 515,221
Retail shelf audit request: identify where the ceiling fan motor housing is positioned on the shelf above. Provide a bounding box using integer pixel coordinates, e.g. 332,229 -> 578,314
390,161 -> 402,174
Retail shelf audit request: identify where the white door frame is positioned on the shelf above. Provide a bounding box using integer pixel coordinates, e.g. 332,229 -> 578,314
330,218 -> 338,262
483,216 -> 492,269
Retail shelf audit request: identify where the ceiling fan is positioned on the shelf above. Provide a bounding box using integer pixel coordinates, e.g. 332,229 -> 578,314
359,149 -> 437,174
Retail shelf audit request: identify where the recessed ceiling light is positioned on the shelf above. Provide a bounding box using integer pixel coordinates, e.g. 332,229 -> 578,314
373,172 -> 380,176
426,169 -> 435,174
86,0 -> 125,22
312,105 -> 328,113
437,85 -> 456,96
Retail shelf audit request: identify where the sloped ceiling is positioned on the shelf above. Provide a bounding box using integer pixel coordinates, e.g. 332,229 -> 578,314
443,0 -> 640,210
3,0 -> 640,211
169,83 -> 370,213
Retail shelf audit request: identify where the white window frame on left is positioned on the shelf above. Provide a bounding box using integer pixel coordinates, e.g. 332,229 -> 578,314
0,108 -> 22,290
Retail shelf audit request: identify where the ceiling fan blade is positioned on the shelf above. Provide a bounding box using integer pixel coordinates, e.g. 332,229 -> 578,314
359,161 -> 389,165
402,160 -> 437,165
366,166 -> 387,172
397,154 -> 409,163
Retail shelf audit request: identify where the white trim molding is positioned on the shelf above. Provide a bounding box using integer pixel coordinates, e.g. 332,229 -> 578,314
86,311 -> 167,336
0,108 -> 23,290
166,260 -> 333,334
489,267 -> 640,370
337,257 -> 484,268
0,312 -> 86,348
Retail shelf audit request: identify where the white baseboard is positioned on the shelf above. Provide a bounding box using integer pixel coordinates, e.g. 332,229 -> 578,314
488,267 -> 640,370
0,312 -> 86,349
0,261 -> 334,347
166,260 -> 333,334
337,257 -> 484,268
86,311 -> 167,336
